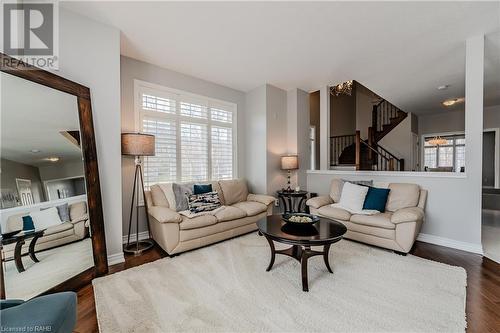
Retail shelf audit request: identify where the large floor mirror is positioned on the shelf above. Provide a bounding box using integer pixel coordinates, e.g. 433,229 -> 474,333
0,54 -> 107,300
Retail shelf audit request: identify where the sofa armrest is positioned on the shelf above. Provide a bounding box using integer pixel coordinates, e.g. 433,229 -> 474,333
247,194 -> 275,206
70,214 -> 88,224
391,207 -> 424,224
306,196 -> 333,209
148,206 -> 182,224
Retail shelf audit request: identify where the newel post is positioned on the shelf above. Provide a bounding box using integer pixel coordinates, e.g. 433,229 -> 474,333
355,130 -> 361,170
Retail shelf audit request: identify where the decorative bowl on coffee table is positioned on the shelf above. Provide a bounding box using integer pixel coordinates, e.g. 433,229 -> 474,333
282,213 -> 320,225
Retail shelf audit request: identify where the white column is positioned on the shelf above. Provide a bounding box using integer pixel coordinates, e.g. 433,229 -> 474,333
465,34 -> 484,247
319,86 -> 330,170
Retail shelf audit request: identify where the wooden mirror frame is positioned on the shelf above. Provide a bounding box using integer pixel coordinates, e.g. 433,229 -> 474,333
0,53 -> 108,298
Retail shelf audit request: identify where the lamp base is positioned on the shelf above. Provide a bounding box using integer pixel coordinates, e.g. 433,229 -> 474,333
124,240 -> 154,256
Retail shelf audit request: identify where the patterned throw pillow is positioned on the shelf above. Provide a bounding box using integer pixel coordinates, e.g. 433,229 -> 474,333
187,191 -> 221,213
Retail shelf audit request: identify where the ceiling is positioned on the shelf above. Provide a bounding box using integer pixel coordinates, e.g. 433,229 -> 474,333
62,1 -> 500,115
1,72 -> 83,166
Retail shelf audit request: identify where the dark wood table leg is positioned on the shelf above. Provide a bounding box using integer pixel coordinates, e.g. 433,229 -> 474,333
14,240 -> 25,273
298,196 -> 306,212
323,243 -> 333,273
264,235 -> 276,271
301,246 -> 312,292
29,234 -> 42,263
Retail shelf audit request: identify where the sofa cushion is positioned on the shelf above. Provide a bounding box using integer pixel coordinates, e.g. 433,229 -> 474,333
317,205 -> 351,221
219,179 -> 249,205
386,183 -> 420,212
187,192 -> 221,213
363,187 -> 390,212
342,220 -> 396,240
350,212 -> 395,229
172,183 -> 193,211
338,182 -> 369,212
329,179 -> 344,203
193,184 -> 213,195
214,206 -> 247,222
179,215 -> 217,230
150,184 -> 170,207
44,222 -> 74,236
232,201 -> 266,216
31,208 -> 62,230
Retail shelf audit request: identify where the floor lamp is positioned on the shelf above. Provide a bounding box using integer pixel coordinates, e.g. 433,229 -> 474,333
122,133 -> 155,255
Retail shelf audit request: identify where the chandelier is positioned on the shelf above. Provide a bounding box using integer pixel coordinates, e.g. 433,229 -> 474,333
330,80 -> 354,96
428,136 -> 448,146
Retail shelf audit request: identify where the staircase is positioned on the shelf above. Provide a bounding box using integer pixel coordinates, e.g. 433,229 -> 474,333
330,98 -> 407,171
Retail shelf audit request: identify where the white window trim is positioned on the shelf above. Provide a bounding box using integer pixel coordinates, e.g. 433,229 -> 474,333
133,79 -> 238,188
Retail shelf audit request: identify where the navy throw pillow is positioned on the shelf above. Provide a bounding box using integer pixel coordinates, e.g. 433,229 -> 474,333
193,184 -> 213,195
363,187 -> 390,212
22,215 -> 35,231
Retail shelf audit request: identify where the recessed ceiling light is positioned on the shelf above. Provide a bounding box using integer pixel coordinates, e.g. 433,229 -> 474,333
437,85 -> 450,90
45,157 -> 59,162
30,149 -> 41,153
442,97 -> 465,107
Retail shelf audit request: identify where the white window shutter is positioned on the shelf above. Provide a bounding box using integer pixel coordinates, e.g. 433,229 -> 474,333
211,126 -> 233,180
142,116 -> 177,187
180,122 -> 208,182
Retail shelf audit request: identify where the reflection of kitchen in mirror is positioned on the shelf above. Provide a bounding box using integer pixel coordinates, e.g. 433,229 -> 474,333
0,72 -> 93,300
324,75 -> 466,173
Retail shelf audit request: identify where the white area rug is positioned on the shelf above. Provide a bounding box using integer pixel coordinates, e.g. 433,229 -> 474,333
4,238 -> 94,300
93,233 -> 467,332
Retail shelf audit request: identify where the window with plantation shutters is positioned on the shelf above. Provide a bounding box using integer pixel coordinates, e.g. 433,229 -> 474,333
135,81 -> 236,188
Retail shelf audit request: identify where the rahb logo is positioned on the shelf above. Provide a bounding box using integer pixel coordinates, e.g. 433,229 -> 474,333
2,0 -> 59,69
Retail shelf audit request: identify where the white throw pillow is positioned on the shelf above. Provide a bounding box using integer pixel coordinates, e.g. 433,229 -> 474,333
30,207 -> 62,230
338,182 -> 369,213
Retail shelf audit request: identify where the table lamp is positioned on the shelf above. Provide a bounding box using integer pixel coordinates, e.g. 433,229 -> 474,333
281,155 -> 299,192
122,132 -> 155,255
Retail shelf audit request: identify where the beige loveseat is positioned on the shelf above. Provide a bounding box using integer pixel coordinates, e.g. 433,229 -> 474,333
145,179 -> 275,255
2,201 -> 89,259
306,179 -> 427,253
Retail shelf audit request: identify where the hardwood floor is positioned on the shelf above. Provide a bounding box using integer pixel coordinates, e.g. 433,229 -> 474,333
74,239 -> 500,333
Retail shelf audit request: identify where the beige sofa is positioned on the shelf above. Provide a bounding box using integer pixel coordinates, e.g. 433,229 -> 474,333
2,201 -> 89,259
306,179 -> 427,254
145,179 -> 274,255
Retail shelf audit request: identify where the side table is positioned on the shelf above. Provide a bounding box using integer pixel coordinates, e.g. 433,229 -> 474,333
277,190 -> 308,213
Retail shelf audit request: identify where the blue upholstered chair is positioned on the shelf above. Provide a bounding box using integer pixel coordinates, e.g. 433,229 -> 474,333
0,292 -> 77,333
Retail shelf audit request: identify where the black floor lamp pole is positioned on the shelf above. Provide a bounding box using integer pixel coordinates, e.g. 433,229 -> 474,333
124,157 -> 154,255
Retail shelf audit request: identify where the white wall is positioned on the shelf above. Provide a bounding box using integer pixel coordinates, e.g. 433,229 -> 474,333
55,9 -> 122,263
419,105 -> 500,135
244,85 -> 267,194
121,56 -> 246,234
38,159 -> 84,181
266,85 -> 288,195
378,115 -> 413,171
287,89 -> 310,189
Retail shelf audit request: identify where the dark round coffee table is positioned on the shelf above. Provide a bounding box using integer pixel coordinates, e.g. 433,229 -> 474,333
257,215 -> 347,292
1,229 -> 45,273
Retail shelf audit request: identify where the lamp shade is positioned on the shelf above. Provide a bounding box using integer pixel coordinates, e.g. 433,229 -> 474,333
281,155 -> 299,170
121,133 -> 155,156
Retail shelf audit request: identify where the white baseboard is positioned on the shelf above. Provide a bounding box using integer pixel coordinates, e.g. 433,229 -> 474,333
417,233 -> 483,255
122,231 -> 150,244
107,252 -> 125,266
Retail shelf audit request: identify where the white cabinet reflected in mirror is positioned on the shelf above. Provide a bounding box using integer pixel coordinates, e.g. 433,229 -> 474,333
0,70 -> 97,300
